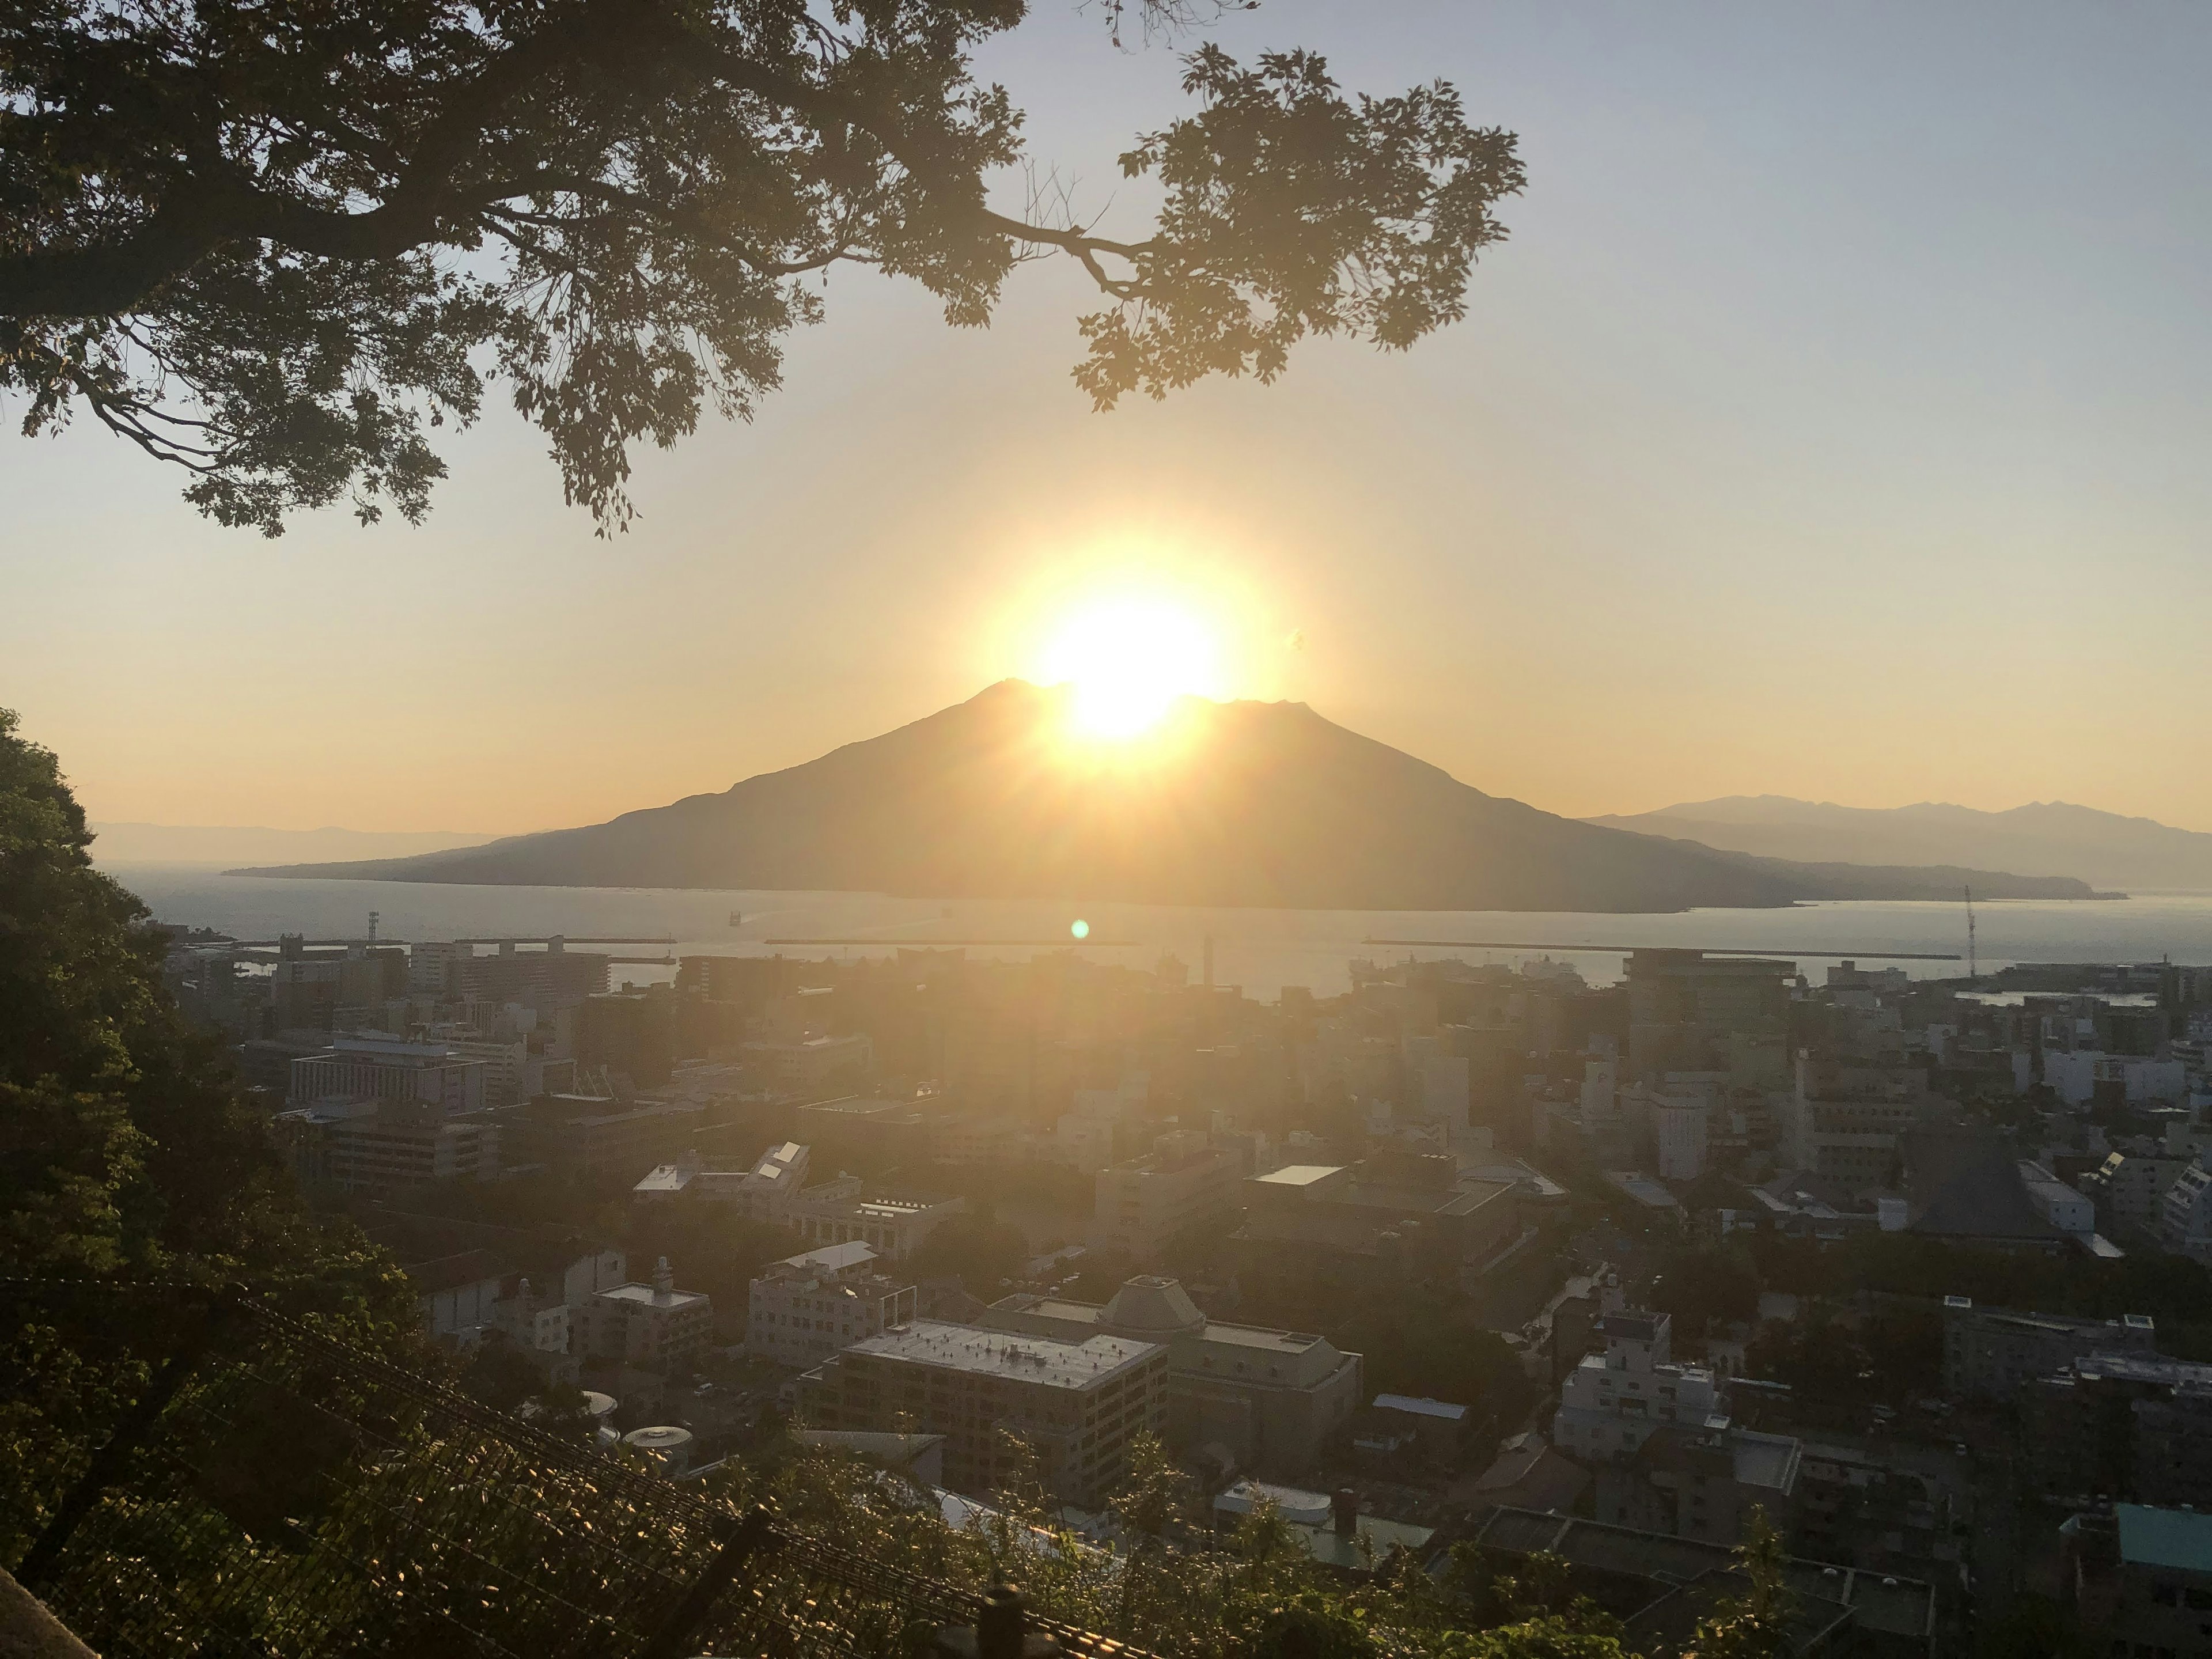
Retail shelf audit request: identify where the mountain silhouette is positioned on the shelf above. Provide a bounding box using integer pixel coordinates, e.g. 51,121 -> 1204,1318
235,683 -> 2104,910
1586,795 -> 2205,892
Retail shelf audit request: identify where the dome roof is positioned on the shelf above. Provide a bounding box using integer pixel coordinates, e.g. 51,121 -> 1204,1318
1100,1275 -> 1205,1335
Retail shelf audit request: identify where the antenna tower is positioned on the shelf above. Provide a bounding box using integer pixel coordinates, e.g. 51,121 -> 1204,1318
368,909 -> 380,943
1964,885 -> 1976,982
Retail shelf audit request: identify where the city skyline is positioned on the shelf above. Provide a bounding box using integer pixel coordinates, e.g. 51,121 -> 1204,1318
7,0 -> 2211,836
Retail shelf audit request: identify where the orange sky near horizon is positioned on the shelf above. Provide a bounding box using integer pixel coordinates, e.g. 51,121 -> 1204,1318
7,2 -> 2212,838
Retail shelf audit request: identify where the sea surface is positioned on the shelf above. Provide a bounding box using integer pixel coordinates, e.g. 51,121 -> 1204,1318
104,865 -> 2212,1000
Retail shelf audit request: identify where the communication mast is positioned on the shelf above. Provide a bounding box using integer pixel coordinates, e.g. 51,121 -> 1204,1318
1964,885 -> 1976,982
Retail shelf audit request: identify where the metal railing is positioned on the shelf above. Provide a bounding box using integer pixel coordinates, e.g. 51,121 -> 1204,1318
1,1282 -> 1149,1659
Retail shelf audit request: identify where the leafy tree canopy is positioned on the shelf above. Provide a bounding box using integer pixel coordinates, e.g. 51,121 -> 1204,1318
1,0 -> 1526,533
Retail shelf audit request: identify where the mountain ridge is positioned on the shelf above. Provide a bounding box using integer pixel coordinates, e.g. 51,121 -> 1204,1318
234,683 -> 2110,911
1584,794 -> 2210,891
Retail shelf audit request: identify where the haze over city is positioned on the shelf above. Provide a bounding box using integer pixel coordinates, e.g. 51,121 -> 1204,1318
8,0 -> 2212,838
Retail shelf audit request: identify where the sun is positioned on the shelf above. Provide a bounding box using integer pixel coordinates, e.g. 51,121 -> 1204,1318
1036,596 -> 1224,738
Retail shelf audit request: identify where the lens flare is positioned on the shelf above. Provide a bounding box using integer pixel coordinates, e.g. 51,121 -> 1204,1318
1037,597 -> 1223,738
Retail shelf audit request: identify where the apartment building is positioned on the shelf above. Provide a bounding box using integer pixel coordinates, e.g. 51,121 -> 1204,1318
747,1241 -> 918,1370
796,1319 -> 1169,1505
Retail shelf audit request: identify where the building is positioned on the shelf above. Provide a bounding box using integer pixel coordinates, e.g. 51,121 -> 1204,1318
1902,1130 -> 2070,1253
788,1179 -> 967,1261
270,943 -> 409,1030
2159,1164 -> 2212,1261
979,1275 -> 1363,1479
1472,1509 -> 1937,1656
2020,1351 -> 2212,1509
2047,1051 -> 2189,1108
275,1099 -> 501,1195
287,1035 -> 488,1115
577,1258 -> 713,1376
634,1140 -> 811,1225
2078,1151 -> 2194,1235
508,1093 -> 731,1181
1552,1312 -> 1727,1463
795,1319 -> 1169,1505
1211,1482 -> 1436,1573
442,938 -> 612,1006
1230,1152 -> 1520,1279
1650,1089 -> 1711,1181
2016,1160 -> 2097,1238
1094,1132 -> 1244,1262
791,1097 -> 931,1169
747,1241 -> 918,1370
747,1033 -> 875,1093
1776,1054 -> 1937,1188
575,989 -> 679,1088
1941,1296 -> 2157,1400
1624,951 -> 1794,1080
2067,1505 -> 2212,1659
1596,1423 -> 1803,1547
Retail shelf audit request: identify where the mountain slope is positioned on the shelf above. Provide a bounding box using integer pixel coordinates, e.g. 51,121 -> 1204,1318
91,821 -> 498,866
236,684 -> 2101,911
1585,796 -> 2211,891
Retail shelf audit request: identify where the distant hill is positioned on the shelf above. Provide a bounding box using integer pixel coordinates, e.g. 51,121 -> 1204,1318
1584,796 -> 2209,892
92,821 -> 499,867
235,683 -> 2105,911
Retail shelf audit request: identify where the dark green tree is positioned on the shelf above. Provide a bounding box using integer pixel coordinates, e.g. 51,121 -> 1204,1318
2,0 -> 1526,534
0,706 -> 414,1555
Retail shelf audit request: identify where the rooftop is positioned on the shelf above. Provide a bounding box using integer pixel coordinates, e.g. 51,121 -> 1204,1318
774,1240 -> 879,1274
599,1281 -> 709,1310
1252,1164 -> 1345,1188
2117,1503 -> 2212,1574
1373,1393 -> 1468,1422
844,1320 -> 1161,1389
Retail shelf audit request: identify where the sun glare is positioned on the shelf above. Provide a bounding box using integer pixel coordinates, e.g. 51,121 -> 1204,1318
1037,597 -> 1224,738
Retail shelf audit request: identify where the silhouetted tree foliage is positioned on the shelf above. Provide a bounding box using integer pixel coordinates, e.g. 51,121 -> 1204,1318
0,705 -> 414,1556
908,1212 -> 1029,1296
1,0 -> 1526,533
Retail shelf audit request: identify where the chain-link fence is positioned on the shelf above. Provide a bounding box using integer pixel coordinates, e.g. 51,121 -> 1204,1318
2,1283 -> 1149,1659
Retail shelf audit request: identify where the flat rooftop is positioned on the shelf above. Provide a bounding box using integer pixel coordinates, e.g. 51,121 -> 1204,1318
600,1282 -> 709,1310
847,1320 -> 1161,1389
2118,1503 -> 2212,1573
1252,1164 -> 1344,1187
987,1294 -> 1328,1355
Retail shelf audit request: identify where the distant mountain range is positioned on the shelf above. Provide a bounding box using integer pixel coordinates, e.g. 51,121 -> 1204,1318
93,821 -> 498,866
1584,797 -> 2211,892
234,683 -> 2107,911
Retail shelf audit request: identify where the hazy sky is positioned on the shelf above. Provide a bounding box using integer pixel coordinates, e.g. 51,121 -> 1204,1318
7,2 -> 2211,835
